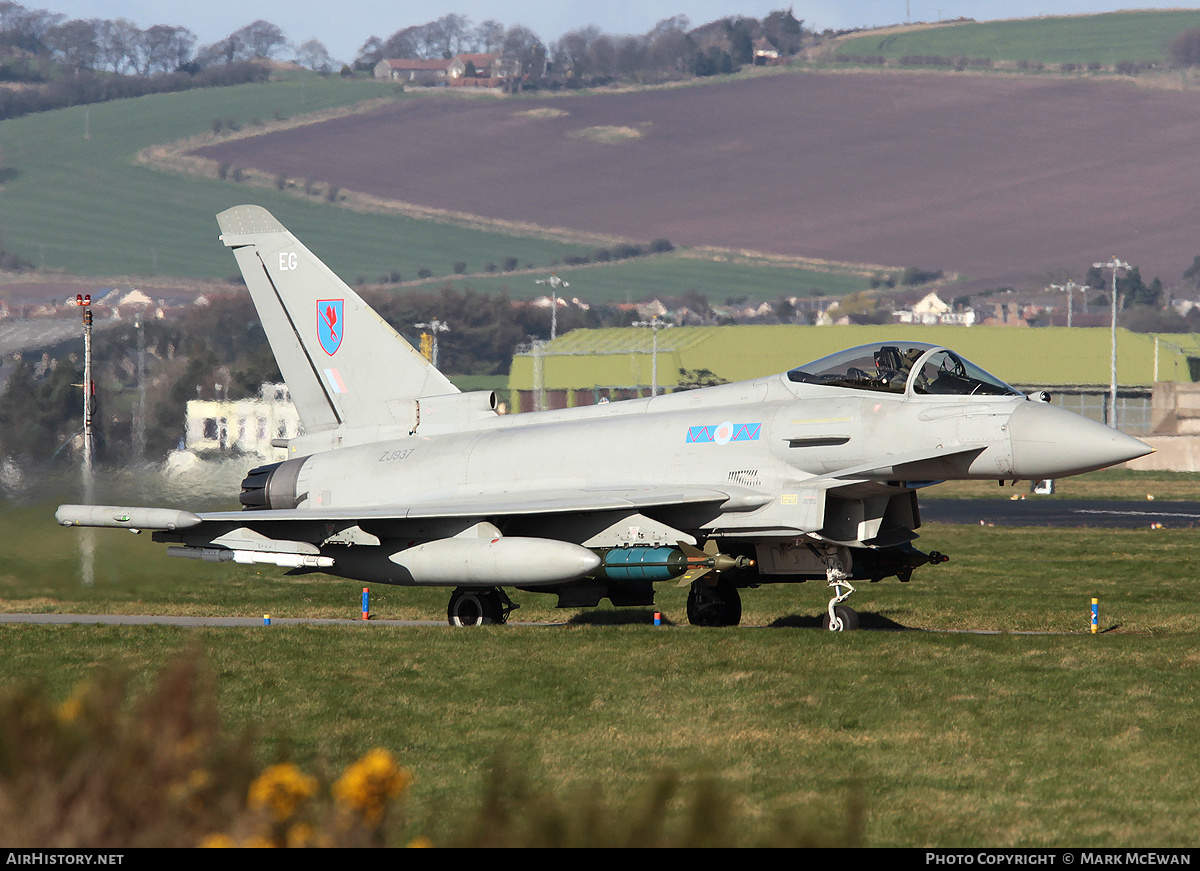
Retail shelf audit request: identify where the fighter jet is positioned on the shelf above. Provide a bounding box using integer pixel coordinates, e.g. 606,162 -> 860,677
56,206 -> 1152,630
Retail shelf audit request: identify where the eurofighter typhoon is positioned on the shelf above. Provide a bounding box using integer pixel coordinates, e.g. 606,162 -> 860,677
57,206 -> 1152,629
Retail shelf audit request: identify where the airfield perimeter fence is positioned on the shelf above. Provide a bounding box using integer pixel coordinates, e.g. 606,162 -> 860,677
512,379 -> 1153,437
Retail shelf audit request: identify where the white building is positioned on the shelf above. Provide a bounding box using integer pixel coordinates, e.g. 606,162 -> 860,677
895,292 -> 976,326
184,383 -> 301,460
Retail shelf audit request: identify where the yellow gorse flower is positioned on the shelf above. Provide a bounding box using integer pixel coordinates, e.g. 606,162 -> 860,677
246,762 -> 318,823
332,748 -> 412,825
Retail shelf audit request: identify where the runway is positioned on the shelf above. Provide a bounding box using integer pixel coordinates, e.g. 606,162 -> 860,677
922,498 -> 1200,528
0,613 -> 445,627
4,500 -> 1192,629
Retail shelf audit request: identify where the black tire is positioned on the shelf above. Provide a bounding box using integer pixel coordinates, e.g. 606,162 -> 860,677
822,605 -> 859,632
447,588 -> 505,627
686,580 -> 742,627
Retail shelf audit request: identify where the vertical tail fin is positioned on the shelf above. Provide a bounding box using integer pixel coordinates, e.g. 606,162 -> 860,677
216,205 -> 457,434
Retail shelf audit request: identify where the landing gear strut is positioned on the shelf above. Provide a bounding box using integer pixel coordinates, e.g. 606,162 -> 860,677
447,587 -> 515,626
819,546 -> 858,632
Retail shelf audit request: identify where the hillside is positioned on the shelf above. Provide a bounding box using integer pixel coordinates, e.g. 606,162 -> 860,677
0,75 -> 593,285
4,11 -> 1200,303
833,9 -> 1200,65
0,71 -> 878,306
194,69 -> 1200,292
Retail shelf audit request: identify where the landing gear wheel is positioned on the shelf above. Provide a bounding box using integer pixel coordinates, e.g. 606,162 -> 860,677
817,545 -> 857,633
447,587 -> 510,627
822,605 -> 859,632
686,580 -> 742,627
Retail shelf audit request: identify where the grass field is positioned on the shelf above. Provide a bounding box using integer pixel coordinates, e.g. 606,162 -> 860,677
3,474 -> 1200,846
0,71 -> 875,303
428,252 -> 873,304
0,74 -> 597,282
928,467 -> 1200,501
835,10 -> 1200,65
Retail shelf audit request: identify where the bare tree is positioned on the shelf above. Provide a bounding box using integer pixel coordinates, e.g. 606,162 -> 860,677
503,24 -> 546,88
233,19 -> 287,60
615,35 -> 648,81
553,25 -> 600,76
473,19 -> 505,53
141,24 -> 195,75
381,26 -> 421,59
646,15 -> 694,77
43,18 -> 99,70
297,37 -> 332,72
0,3 -> 63,54
199,20 -> 286,66
588,33 -> 618,78
434,13 -> 472,58
353,35 -> 385,68
95,17 -> 141,74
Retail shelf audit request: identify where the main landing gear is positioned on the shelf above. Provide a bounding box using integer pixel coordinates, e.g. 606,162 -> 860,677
819,546 -> 858,632
686,578 -> 742,627
447,587 -> 516,626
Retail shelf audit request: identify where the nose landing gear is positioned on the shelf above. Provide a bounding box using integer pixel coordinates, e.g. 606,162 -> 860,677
820,546 -> 858,632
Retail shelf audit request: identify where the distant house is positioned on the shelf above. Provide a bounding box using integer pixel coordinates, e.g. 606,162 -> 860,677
752,38 -> 780,62
375,53 -> 519,87
374,57 -> 452,84
895,292 -> 977,326
447,52 -> 519,83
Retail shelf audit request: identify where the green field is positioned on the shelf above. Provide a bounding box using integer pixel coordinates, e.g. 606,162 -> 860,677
0,71 -> 871,303
431,252 -> 872,304
0,74 -> 594,282
836,9 -> 1200,65
3,485 -> 1200,846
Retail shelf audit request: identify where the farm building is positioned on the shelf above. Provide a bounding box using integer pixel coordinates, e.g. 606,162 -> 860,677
374,53 -> 518,86
507,325 -> 1200,437
373,58 -> 452,84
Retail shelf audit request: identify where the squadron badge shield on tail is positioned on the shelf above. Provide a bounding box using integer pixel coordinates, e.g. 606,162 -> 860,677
318,299 -> 343,355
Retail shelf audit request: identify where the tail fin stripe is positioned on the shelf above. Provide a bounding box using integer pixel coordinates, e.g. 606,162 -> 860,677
324,368 -> 347,394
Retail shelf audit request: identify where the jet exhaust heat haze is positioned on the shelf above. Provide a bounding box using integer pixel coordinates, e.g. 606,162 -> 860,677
56,206 -> 1152,630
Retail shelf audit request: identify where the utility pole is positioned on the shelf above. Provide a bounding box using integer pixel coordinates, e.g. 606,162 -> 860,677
75,294 -> 95,586
535,274 -> 569,341
413,319 -> 450,369
531,338 -> 545,411
133,312 -> 146,461
631,315 -> 674,396
1049,279 -> 1088,328
1093,257 -> 1129,429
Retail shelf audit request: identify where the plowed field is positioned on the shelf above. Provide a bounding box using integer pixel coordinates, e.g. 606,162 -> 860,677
195,71 -> 1200,289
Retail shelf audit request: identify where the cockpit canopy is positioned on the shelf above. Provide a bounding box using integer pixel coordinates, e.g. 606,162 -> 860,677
787,342 -> 1022,397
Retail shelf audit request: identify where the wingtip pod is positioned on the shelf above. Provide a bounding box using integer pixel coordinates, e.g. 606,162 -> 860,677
56,505 -> 203,531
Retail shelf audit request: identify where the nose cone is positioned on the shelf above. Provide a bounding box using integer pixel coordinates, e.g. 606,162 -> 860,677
1009,402 -> 1152,479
